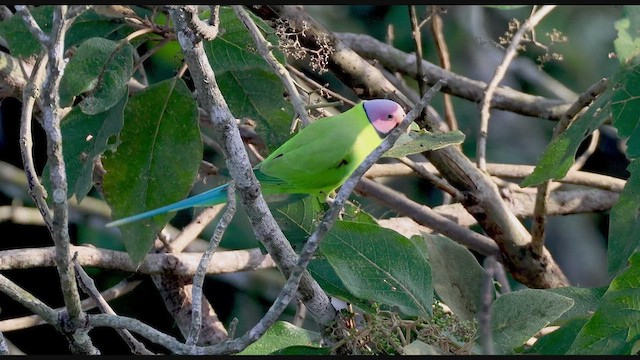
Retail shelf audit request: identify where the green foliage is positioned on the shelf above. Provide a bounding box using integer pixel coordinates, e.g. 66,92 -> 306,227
384,129 -> 465,158
0,6 -> 130,58
519,87 -> 611,187
320,221 -> 434,318
204,7 -> 294,152
238,321 -> 323,355
43,92 -> 127,203
421,233 -> 485,322
102,77 -> 201,265
59,37 -> 134,114
489,289 -> 574,354
566,250 -> 640,354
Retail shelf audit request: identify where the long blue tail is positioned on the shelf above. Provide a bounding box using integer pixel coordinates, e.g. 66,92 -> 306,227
105,183 -> 230,228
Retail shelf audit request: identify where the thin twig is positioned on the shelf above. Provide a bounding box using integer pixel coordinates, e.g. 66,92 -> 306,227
479,256 -> 496,355
18,53 -> 52,228
356,177 -> 499,257
530,77 -> 608,255
477,5 -> 557,171
186,183 -> 236,348
408,6 -> 426,97
14,5 -> 49,44
397,157 -> 463,200
292,300 -> 307,327
0,278 -> 142,332
429,10 -> 459,134
286,64 -> 356,107
234,5 -> 313,127
0,273 -> 60,328
73,256 -> 154,355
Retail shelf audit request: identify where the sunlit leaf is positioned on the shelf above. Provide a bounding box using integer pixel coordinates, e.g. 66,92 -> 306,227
238,321 -> 322,355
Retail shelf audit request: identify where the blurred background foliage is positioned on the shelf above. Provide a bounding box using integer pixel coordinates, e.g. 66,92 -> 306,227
0,5 -> 627,354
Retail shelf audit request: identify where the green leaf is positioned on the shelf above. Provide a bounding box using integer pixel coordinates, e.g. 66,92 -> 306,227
614,6 -> 640,66
66,10 -> 132,49
422,233 -> 484,322
269,194 -> 322,253
204,7 -> 294,152
238,321 -> 322,355
383,130 -> 465,158
546,286 -> 606,325
307,258 -> 375,313
0,6 -> 131,59
43,91 -> 127,203
0,6 -> 53,58
520,84 -> 611,187
526,317 -> 590,355
269,346 -> 331,355
320,221 -> 433,317
608,159 -> 640,277
60,37 -> 134,114
102,78 -> 201,266
490,289 -> 574,354
567,250 -> 640,355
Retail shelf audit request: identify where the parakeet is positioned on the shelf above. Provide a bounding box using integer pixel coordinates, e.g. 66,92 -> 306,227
106,99 -> 406,228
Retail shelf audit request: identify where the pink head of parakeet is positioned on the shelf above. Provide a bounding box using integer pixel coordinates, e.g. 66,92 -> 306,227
363,99 -> 407,137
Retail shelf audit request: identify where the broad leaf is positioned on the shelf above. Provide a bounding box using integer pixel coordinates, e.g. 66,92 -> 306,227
102,77 -> 201,265
490,289 -> 574,354
566,250 -> 640,355
546,286 -> 607,325
43,91 -> 127,203
238,321 -> 322,355
422,233 -> 484,322
307,258 -> 375,313
320,221 -> 433,317
204,7 -> 294,152
60,37 -> 134,114
520,85 -> 611,187
383,130 -> 465,158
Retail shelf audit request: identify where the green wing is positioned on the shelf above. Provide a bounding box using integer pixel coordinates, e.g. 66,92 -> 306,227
256,103 -> 382,196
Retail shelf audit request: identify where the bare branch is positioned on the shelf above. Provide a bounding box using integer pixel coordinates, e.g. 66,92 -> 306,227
477,5 -> 556,170
73,257 -> 153,355
0,246 -> 276,276
0,278 -> 142,332
187,183 -> 235,347
334,32 -> 571,120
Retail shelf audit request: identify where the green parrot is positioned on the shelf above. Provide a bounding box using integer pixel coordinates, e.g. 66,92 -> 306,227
106,99 -> 406,228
